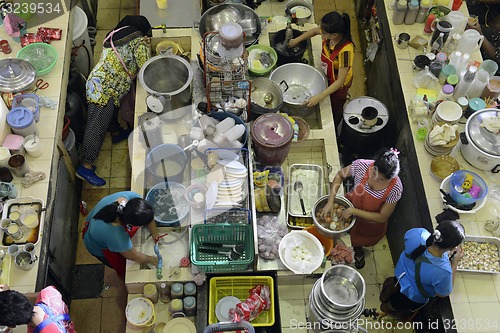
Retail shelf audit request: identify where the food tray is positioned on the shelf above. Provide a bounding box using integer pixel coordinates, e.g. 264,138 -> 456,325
205,208 -> 251,224
190,223 -> 254,272
287,215 -> 314,229
0,197 -> 45,247
287,164 -> 323,217
457,235 -> 500,274
208,276 -> 275,327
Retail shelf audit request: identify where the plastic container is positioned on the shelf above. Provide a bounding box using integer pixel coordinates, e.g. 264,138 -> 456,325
479,59 -> 499,78
2,134 -> 25,155
439,64 -> 456,85
183,282 -> 196,297
392,0 -> 407,25
208,276 -> 275,326
404,0 -> 419,25
449,170 -> 488,205
143,283 -> 158,304
467,69 -> 490,98
169,298 -> 184,314
416,0 -> 431,23
304,225 -> 334,256
453,66 -> 477,99
145,182 -> 189,227
481,76 -> 500,100
190,223 -> 254,272
23,135 -> 43,158
171,283 -> 184,299
251,114 -> 293,166
12,94 -> 39,122
145,144 -> 188,184
447,74 -> 459,87
437,84 -> 455,101
6,108 -> 37,137
183,296 -> 196,317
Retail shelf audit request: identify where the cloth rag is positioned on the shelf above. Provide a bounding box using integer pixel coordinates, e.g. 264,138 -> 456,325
481,116 -> 500,134
435,208 -> 460,224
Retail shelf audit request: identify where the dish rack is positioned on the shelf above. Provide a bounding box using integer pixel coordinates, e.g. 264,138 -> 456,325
0,197 -> 45,247
190,223 -> 254,272
204,147 -> 251,210
208,276 -> 275,327
207,79 -> 251,122
205,208 -> 251,224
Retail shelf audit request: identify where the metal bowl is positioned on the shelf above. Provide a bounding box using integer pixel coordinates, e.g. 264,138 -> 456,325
197,3 -> 261,46
312,195 -> 356,238
320,264 -> 366,310
250,77 -> 283,114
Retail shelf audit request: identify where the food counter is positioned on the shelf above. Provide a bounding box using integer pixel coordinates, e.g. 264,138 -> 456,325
374,0 -> 500,331
0,6 -> 74,299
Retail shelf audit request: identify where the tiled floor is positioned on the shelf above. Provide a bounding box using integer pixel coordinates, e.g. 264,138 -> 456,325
69,0 -> 403,332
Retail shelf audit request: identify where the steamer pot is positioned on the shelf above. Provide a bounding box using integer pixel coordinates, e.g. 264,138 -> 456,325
459,108 -> 500,173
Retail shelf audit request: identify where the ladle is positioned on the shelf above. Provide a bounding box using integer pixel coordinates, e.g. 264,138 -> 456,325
263,92 -> 274,105
294,181 -> 307,215
198,247 -> 241,261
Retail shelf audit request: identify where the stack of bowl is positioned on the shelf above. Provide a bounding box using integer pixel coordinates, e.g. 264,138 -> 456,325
431,101 -> 462,126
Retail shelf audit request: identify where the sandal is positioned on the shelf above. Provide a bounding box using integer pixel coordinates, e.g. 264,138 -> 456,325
355,255 -> 365,269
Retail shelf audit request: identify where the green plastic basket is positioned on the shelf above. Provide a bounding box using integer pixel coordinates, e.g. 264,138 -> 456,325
191,223 -> 254,272
17,43 -> 57,76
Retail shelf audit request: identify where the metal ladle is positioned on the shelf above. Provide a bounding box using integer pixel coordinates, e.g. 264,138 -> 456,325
294,181 -> 307,215
263,92 -> 273,105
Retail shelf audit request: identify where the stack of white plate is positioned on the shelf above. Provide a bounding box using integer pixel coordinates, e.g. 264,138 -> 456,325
206,155 -> 248,209
431,101 -> 462,126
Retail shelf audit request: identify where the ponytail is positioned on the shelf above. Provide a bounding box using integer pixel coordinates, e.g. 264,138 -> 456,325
320,11 -> 353,46
410,221 -> 465,260
341,13 -> 353,44
94,198 -> 154,227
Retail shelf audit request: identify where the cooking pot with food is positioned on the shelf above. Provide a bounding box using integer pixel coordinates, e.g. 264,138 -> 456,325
459,108 -> 500,173
271,28 -> 308,65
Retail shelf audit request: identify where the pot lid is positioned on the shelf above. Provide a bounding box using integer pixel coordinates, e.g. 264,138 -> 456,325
466,108 -> 500,156
0,59 -> 37,93
343,96 -> 389,134
138,112 -> 161,131
7,107 -> 34,129
251,113 -> 293,147
146,95 -> 165,113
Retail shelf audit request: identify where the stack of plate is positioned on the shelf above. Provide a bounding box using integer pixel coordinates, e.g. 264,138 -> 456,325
424,123 -> 459,157
206,155 -> 248,209
431,101 -> 462,126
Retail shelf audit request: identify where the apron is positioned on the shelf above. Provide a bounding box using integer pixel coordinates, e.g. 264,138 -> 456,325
346,163 -> 397,247
33,303 -> 70,333
320,39 -> 352,126
82,217 -> 139,279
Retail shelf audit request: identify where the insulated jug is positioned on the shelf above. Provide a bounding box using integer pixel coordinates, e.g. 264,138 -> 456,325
456,29 -> 484,54
443,11 -> 467,35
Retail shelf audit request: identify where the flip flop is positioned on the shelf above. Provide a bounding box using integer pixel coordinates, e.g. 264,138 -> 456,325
355,255 -> 365,269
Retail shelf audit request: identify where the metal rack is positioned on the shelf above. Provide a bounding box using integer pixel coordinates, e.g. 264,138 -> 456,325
207,79 -> 251,122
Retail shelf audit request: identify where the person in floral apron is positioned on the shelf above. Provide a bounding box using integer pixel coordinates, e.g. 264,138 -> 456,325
82,191 -> 160,280
288,11 -> 355,128
76,16 -> 152,186
320,148 -> 403,268
0,285 -> 76,333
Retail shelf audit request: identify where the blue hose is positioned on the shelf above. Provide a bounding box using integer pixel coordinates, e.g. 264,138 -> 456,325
153,243 -> 163,280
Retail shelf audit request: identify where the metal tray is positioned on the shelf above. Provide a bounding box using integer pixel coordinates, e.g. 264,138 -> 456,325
287,164 -> 323,217
0,197 -> 45,247
457,235 -> 500,274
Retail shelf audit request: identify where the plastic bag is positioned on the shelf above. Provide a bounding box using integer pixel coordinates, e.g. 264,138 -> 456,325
413,66 -> 440,90
229,285 -> 271,322
257,215 -> 288,260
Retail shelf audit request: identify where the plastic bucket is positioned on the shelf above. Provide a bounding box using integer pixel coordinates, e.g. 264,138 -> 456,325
449,170 -> 488,205
145,181 -> 189,227
7,108 -> 37,137
125,297 -> 156,330
71,6 -> 94,77
145,144 -> 188,185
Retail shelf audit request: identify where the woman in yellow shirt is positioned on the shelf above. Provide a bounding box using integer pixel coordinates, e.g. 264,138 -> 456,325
289,11 -> 354,128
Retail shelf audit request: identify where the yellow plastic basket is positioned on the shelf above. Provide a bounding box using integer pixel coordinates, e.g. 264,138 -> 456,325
208,276 -> 275,327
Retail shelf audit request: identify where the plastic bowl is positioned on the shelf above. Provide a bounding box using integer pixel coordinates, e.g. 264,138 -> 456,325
449,170 -> 488,205
247,44 -> 278,76
125,297 -> 155,328
304,225 -> 333,256
17,43 -> 57,76
278,230 -> 324,274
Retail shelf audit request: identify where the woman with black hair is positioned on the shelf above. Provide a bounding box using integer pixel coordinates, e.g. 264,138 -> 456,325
381,220 -> 465,319
288,11 -> 355,127
320,148 -> 403,268
82,191 -> 160,279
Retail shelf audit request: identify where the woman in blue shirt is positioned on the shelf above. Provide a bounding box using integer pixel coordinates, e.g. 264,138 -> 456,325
82,191 -> 160,279
381,220 -> 465,319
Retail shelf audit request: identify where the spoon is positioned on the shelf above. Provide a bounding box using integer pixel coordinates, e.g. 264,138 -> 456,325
294,181 -> 307,215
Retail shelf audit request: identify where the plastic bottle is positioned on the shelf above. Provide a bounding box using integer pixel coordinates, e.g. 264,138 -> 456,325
431,33 -> 445,54
183,296 -> 197,316
467,69 -> 489,98
437,84 -> 455,101
169,298 -> 184,315
443,33 -> 461,54
183,282 -> 197,297
159,283 -> 171,303
215,117 -> 235,134
448,51 -> 462,69
416,0 -> 431,23
171,282 -> 184,299
453,65 -> 477,99
143,283 -> 158,304
456,53 -> 470,79
447,74 -> 459,87
392,0 -> 407,25
452,0 -> 463,10
404,0 -> 419,25
224,124 -> 245,142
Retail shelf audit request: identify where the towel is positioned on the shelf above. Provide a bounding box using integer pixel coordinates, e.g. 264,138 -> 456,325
481,116 -> 500,134
429,123 -> 458,146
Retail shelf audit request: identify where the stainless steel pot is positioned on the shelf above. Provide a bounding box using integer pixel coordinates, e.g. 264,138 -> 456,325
459,108 -> 500,173
269,63 -> 326,116
320,265 -> 366,310
0,59 -> 37,93
138,55 -> 193,116
196,3 -> 261,46
312,195 -> 356,238
285,0 -> 314,26
250,77 -> 283,117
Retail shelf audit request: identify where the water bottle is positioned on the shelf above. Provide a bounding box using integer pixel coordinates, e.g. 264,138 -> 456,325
453,66 -> 477,99
392,0 -> 407,25
404,0 -> 419,25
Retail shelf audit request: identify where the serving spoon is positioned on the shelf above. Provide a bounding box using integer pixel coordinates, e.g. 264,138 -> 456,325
294,181 -> 307,215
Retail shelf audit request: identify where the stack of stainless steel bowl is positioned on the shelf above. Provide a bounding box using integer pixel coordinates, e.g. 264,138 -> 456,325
308,265 -> 366,333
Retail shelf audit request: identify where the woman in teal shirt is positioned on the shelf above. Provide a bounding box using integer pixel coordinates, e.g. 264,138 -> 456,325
83,191 -> 160,279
